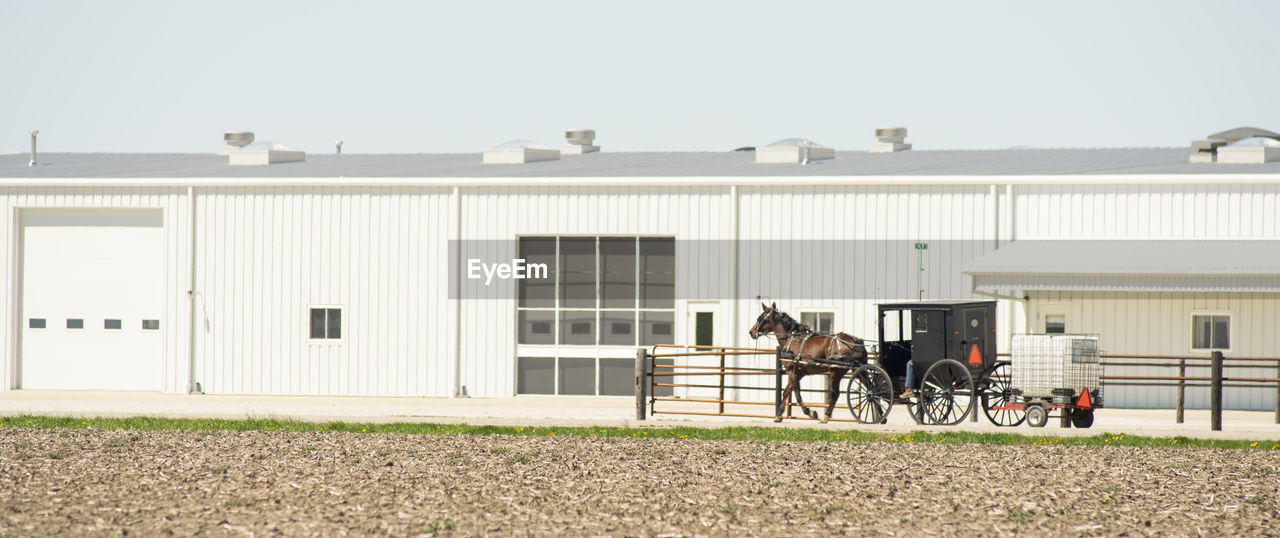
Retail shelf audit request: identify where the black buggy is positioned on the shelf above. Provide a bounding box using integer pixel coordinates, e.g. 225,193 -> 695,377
843,300 -> 1021,426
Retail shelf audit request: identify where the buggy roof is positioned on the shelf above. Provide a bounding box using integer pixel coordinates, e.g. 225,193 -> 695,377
876,300 -> 997,311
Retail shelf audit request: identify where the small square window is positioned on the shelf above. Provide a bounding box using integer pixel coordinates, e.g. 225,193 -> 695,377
29,318 -> 46,329
1192,314 -> 1229,350
1045,315 -> 1066,334
67,319 -> 84,329
531,321 -> 552,334
104,319 -> 122,330
310,308 -> 342,340
142,319 -> 160,330
801,312 -> 835,334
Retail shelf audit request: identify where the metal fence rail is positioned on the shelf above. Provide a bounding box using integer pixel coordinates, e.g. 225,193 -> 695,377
637,345 -> 1280,431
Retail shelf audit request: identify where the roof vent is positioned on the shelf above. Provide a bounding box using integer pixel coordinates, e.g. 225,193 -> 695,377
1216,136 -> 1280,164
562,129 -> 599,155
1191,127 -> 1280,163
755,138 -> 834,164
870,127 -> 910,153
483,140 -> 560,164
219,131 -> 254,155
228,141 -> 305,166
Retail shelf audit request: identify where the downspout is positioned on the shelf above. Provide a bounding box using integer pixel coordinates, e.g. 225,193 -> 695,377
187,186 -> 201,394
452,186 -> 464,397
730,185 -> 740,401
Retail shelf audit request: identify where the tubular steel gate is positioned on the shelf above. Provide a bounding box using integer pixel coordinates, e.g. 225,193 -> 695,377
636,345 -> 1280,431
634,344 -> 872,423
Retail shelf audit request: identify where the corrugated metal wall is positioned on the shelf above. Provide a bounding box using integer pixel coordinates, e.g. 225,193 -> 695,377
0,187 -> 191,393
1030,291 -> 1280,410
1014,183 -> 1280,410
191,187 -> 453,396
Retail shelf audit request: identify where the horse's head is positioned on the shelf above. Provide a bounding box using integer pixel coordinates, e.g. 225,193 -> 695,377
749,302 -> 780,340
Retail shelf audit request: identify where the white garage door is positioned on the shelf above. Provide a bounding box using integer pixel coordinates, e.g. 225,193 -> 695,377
21,209 -> 164,391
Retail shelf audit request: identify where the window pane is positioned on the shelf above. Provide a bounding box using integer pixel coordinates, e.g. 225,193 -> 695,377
640,311 -> 675,346
67,319 -> 84,329
600,311 -> 636,346
310,309 -> 326,339
518,237 -> 556,308
559,238 -> 596,308
560,310 -> 595,345
653,358 -> 674,397
517,357 -> 555,394
517,310 -> 555,345
1212,316 -> 1229,349
28,318 -> 45,329
801,312 -> 833,333
142,319 -> 160,330
327,309 -> 341,339
600,237 -> 637,308
104,319 -> 122,330
1045,315 -> 1065,334
1192,315 -> 1210,349
599,359 -> 633,396
639,238 -> 674,309
557,357 -> 595,395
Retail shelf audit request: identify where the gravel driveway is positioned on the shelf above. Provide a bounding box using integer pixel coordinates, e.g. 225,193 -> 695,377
2,428 -> 1277,535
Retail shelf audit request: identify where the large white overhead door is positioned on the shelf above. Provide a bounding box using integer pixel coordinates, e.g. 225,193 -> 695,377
20,209 -> 164,390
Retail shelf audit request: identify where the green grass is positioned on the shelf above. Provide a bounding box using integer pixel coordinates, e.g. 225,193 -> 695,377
1,415 -> 1276,451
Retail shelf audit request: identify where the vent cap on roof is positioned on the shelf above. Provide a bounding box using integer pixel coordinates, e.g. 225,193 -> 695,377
483,140 -> 560,164
562,129 -> 599,155
227,141 -> 305,166
1191,126 -> 1280,163
1216,136 -> 1280,164
755,138 -> 834,164
219,131 -> 255,155
870,127 -> 910,153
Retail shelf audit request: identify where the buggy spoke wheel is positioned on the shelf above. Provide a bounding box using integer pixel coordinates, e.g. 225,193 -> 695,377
981,362 -> 1026,427
920,359 -> 974,426
846,364 -> 893,424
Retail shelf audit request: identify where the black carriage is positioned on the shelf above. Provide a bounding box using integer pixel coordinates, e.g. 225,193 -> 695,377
844,300 -> 1022,426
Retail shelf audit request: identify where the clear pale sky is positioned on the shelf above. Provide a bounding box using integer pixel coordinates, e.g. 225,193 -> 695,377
3,1 -> 1278,154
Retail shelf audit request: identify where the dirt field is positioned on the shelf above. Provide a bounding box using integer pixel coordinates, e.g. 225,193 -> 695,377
1,428 -> 1277,536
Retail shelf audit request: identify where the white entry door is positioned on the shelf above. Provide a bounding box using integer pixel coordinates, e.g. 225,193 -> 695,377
20,209 -> 164,390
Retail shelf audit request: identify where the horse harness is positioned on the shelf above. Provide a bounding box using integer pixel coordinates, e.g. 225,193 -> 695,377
779,331 -> 867,369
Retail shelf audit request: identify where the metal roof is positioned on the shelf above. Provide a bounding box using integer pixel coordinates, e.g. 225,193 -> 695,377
964,240 -> 1280,293
6,147 -> 1280,179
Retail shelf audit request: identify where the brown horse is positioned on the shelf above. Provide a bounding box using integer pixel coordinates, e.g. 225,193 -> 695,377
749,303 -> 867,423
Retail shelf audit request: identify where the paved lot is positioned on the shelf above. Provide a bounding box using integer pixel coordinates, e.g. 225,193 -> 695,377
1,390 -> 1277,439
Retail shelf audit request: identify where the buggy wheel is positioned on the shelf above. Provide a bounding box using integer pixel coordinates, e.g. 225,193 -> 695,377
920,359 -> 975,426
846,364 -> 893,424
1071,408 -> 1095,429
981,362 -> 1026,427
1026,404 -> 1049,428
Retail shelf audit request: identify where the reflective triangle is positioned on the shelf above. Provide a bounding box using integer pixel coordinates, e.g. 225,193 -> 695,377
967,344 -> 982,365
1076,389 -> 1092,409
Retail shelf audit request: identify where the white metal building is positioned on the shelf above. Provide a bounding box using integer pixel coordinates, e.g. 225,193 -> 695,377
3,135 -> 1280,410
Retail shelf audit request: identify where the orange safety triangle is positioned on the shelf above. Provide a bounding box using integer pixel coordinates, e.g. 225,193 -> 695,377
1076,389 -> 1092,409
967,344 -> 982,365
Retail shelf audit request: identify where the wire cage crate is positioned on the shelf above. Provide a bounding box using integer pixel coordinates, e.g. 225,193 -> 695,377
1010,334 -> 1101,398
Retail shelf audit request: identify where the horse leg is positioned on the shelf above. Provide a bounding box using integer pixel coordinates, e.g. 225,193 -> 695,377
776,370 -> 796,421
793,372 -> 818,420
822,370 -> 847,424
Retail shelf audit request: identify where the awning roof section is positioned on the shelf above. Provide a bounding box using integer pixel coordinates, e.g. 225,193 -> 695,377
964,241 -> 1280,293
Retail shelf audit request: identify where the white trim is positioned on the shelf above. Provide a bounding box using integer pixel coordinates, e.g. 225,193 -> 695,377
7,173 -> 1280,189
1189,311 -> 1232,353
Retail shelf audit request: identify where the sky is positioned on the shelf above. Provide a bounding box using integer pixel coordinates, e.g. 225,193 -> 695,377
3,0 -> 1279,154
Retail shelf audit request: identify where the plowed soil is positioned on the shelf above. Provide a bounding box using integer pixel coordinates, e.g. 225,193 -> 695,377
2,428 -> 1278,536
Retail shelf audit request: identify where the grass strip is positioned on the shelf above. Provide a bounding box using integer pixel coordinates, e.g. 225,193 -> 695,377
1,414 -> 1276,451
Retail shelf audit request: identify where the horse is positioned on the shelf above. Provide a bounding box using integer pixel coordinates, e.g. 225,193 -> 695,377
748,302 -> 867,423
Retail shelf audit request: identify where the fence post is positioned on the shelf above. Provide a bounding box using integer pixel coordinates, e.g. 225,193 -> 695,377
718,349 -> 726,415
635,348 -> 648,421
775,348 -> 783,421
1176,358 -> 1186,424
1210,350 -> 1223,432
